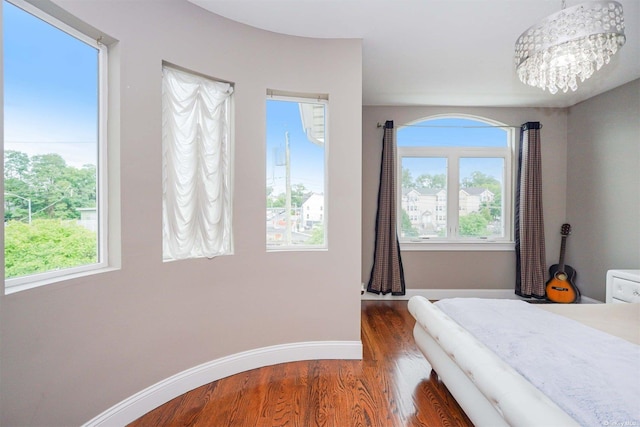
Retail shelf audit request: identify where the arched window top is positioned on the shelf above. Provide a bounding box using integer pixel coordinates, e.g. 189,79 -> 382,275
397,116 -> 509,148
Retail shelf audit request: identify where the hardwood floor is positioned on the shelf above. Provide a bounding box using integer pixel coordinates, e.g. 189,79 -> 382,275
129,301 -> 473,426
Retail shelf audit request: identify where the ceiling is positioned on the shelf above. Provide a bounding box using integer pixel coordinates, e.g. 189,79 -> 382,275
188,0 -> 640,108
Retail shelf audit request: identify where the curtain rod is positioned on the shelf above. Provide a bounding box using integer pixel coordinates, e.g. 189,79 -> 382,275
376,122 -> 541,129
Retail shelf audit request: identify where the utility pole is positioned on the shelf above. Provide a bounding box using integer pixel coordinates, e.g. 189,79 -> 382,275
285,131 -> 292,245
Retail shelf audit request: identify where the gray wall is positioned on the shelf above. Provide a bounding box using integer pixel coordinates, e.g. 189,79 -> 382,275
0,1 -> 363,425
566,79 -> 640,301
362,106 -> 569,291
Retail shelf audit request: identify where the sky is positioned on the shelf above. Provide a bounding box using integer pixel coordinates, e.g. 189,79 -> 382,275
398,117 -> 509,185
397,117 -> 509,148
266,99 -> 325,196
5,0 -> 325,192
4,1 -> 503,192
3,0 -> 99,168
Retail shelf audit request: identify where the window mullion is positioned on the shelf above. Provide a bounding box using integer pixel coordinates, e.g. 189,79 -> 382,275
448,154 -> 460,238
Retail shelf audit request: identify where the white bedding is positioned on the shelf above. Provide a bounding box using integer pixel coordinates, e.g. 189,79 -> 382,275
435,298 -> 640,427
538,302 -> 640,345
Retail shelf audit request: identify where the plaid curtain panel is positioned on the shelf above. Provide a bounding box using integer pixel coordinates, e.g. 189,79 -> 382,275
367,121 -> 406,295
515,122 -> 546,298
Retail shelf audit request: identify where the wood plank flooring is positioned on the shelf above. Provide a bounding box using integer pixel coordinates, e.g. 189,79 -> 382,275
128,301 -> 473,426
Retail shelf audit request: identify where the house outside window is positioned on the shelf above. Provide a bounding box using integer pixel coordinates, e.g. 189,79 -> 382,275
3,0 -> 108,291
397,116 -> 514,249
301,193 -> 324,230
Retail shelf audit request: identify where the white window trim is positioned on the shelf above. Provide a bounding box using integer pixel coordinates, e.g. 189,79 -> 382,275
4,0 -> 110,293
266,93 -> 329,252
396,115 -> 516,252
400,241 -> 515,252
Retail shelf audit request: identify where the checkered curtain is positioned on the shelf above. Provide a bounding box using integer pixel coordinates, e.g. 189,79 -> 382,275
367,121 -> 406,295
515,122 -> 546,298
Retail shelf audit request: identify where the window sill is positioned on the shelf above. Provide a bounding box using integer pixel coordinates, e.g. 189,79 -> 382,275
5,265 -> 120,295
400,241 -> 515,252
267,246 -> 328,253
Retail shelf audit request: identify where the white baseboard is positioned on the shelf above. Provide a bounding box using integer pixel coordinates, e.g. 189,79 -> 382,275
83,340 -> 362,427
362,288 -> 518,300
362,288 -> 602,303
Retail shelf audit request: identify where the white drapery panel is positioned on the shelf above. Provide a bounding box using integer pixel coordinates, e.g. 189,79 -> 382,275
162,66 -> 233,260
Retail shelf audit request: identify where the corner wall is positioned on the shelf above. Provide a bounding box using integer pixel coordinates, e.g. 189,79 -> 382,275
566,79 -> 640,301
0,1 -> 363,425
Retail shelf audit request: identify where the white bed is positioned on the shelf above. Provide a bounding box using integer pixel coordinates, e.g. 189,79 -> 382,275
408,271 -> 640,427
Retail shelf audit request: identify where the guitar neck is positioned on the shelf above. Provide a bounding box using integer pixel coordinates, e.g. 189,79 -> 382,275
558,235 -> 567,271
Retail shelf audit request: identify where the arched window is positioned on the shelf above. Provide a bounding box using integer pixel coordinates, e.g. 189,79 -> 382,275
397,116 -> 514,248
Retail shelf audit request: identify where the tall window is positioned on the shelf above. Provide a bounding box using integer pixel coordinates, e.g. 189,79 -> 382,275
266,93 -> 327,250
162,65 -> 234,260
397,116 -> 513,247
3,0 -> 107,290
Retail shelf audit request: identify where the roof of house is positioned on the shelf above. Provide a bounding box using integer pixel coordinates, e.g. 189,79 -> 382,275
460,187 -> 494,196
402,187 -> 445,196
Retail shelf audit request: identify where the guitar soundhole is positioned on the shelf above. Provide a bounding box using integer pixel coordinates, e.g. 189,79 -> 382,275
556,273 -> 567,281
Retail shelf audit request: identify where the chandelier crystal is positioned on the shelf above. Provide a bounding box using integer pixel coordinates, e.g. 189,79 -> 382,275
515,1 -> 626,94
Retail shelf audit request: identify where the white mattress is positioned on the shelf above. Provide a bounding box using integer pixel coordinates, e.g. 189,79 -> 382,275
409,296 -> 640,427
434,299 -> 640,427
538,302 -> 640,344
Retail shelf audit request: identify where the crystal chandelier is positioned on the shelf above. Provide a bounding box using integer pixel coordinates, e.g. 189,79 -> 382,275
515,1 -> 626,94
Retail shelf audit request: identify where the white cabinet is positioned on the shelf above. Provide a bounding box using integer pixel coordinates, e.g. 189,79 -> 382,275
606,270 -> 640,303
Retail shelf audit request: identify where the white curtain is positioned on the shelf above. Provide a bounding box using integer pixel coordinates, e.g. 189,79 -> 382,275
162,66 -> 233,260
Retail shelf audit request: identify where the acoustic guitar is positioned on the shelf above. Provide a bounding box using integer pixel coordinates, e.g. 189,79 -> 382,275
545,223 -> 580,303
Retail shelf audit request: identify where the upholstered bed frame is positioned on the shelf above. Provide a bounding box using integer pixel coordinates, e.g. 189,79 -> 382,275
408,269 -> 640,427
408,297 -> 578,427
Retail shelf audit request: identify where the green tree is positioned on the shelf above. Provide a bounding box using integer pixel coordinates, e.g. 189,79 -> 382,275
291,183 -> 308,208
461,171 -> 500,193
271,194 -> 285,208
402,168 -> 415,189
4,150 -> 30,180
4,151 -> 97,221
65,164 -> 97,211
462,171 -> 502,221
416,173 -> 446,189
28,153 -> 74,218
3,151 -> 100,279
4,219 -> 98,279
306,224 -> 324,245
401,210 -> 419,237
459,212 -> 489,237
268,183 -> 309,211
4,151 -> 33,221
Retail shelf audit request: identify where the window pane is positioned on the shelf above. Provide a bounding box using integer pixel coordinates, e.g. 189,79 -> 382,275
397,118 -> 508,148
266,99 -> 326,249
459,158 -> 504,238
4,1 -> 100,280
400,157 -> 447,239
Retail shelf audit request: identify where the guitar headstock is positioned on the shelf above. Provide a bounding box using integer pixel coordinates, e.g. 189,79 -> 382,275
561,223 -> 572,236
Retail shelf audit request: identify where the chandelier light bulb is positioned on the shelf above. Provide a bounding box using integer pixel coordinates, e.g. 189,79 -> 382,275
515,1 -> 626,94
